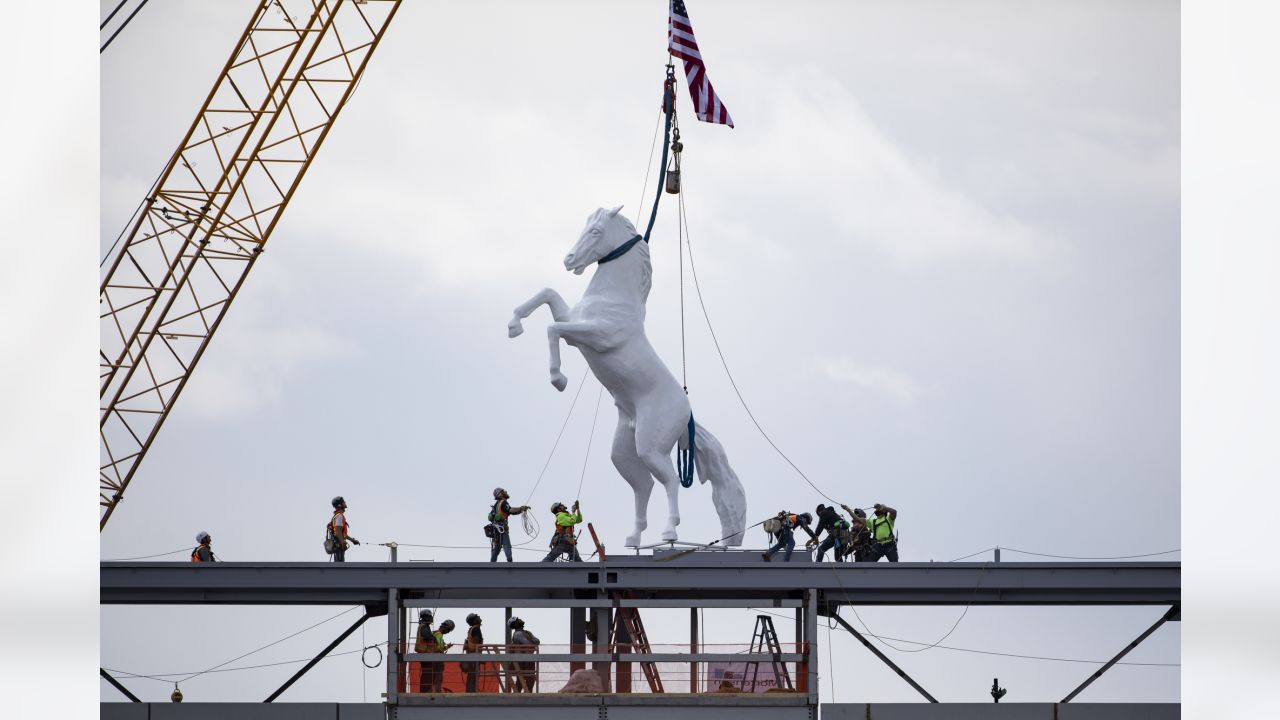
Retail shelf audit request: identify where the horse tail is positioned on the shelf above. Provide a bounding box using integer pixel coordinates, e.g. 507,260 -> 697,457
692,422 -> 749,547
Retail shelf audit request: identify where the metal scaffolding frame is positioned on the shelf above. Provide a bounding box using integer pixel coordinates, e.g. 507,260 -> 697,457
101,556 -> 1178,716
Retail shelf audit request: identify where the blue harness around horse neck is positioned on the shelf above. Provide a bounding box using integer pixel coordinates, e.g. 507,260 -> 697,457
597,234 -> 644,265
676,413 -> 696,488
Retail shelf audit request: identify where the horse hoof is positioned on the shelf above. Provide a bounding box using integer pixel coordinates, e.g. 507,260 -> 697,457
550,372 -> 568,391
507,320 -> 524,338
660,529 -> 678,542
625,534 -> 641,547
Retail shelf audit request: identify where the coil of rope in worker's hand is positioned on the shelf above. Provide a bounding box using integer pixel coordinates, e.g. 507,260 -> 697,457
520,510 -> 540,541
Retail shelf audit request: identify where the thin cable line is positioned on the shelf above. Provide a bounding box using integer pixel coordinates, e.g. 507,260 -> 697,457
945,547 -> 997,563
102,547 -> 188,561
101,0 -> 130,30
101,0 -> 151,53
175,606 -> 359,683
105,642 -> 389,682
745,608 -> 1178,667
521,373 -> 588,508
634,109 -> 664,226
576,385 -> 606,502
678,189 -> 838,504
1001,547 -> 1181,561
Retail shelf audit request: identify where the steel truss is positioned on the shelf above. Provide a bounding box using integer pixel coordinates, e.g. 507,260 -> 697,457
99,0 -> 402,529
101,558 -> 1179,713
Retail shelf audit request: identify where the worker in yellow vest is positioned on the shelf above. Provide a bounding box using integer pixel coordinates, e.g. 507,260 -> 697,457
866,503 -> 899,562
541,501 -> 583,562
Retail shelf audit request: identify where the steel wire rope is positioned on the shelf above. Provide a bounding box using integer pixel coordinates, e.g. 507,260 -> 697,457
170,605 -> 361,684
101,0 -> 130,29
1000,546 -> 1180,561
101,0 -> 151,53
823,556 -> 990,654
634,108 -> 665,227
519,374 -> 588,512
945,547 -> 997,563
104,641 -> 391,682
576,384 -> 607,502
675,187 -> 839,505
742,608 -> 1179,667
102,547 -> 189,561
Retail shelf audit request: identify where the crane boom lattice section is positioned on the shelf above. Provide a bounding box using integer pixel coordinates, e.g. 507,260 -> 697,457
99,0 -> 402,529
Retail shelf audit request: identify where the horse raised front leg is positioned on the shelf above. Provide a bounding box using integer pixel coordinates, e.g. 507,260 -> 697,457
547,320 -> 610,392
508,288 -> 570,338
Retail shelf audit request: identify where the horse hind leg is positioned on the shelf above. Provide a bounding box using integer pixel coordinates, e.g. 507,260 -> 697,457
635,442 -> 684,543
611,416 -> 654,547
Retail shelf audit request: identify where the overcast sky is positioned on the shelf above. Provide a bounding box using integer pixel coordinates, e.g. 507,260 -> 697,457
99,0 -> 1179,705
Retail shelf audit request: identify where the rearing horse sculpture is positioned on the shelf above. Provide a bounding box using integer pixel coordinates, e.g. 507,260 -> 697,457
508,206 -> 748,546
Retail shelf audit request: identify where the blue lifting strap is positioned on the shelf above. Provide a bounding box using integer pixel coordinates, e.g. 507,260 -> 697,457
677,414 -> 696,488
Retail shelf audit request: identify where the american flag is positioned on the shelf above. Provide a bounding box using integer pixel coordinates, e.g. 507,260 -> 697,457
668,0 -> 734,128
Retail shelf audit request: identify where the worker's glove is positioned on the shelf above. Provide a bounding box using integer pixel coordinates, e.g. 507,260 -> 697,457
350,538 -> 361,545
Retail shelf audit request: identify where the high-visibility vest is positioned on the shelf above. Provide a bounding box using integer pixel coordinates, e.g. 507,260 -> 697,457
869,515 -> 895,543
328,511 -> 349,537
553,511 -> 581,543
190,545 -> 210,562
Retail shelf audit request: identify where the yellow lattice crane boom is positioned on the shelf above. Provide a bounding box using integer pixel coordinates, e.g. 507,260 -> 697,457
100,0 -> 403,529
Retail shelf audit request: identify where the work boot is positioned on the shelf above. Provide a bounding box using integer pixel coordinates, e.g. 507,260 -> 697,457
761,553 -> 771,562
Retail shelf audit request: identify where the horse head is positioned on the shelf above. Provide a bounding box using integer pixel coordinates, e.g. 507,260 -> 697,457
564,206 -> 639,275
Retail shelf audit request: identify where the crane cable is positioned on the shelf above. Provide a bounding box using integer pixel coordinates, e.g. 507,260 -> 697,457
101,0 -> 152,53
676,172 -> 840,505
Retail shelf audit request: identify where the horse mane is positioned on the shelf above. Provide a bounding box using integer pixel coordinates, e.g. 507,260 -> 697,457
604,210 -> 651,302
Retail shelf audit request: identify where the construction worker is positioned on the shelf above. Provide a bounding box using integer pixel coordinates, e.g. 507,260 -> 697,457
841,505 -> 873,562
762,511 -> 814,562
507,616 -> 540,692
326,496 -> 360,562
190,531 -> 216,562
542,500 -> 583,562
414,610 -> 448,693
427,619 -> 455,693
487,487 -> 531,563
865,503 -> 899,562
462,613 -> 485,693
806,504 -> 849,562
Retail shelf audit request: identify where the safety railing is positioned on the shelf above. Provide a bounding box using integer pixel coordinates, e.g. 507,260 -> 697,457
399,643 -> 806,695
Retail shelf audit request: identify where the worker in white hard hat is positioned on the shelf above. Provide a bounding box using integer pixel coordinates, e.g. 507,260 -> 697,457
486,487 -> 530,562
190,531 -> 217,563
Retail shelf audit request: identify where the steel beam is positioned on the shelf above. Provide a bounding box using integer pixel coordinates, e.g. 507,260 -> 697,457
829,611 -> 937,703
264,611 -> 372,702
100,668 -> 141,703
100,561 -> 1180,607
1060,605 -> 1180,703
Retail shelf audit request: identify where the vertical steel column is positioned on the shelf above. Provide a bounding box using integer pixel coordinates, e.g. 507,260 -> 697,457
386,588 -> 399,705
569,607 -> 587,675
690,607 -> 699,693
804,589 -> 818,701
591,607 -> 612,691
505,607 -> 513,644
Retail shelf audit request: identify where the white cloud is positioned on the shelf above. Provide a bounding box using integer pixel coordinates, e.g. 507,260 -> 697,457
706,65 -> 1053,265
820,355 -> 923,404
180,324 -> 350,420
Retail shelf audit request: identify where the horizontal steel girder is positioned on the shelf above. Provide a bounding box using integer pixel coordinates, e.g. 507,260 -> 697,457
101,560 -> 1179,606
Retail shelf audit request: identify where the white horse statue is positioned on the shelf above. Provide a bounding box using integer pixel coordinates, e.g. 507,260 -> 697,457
508,206 -> 748,546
